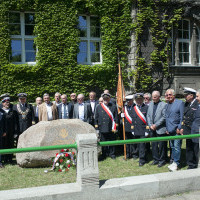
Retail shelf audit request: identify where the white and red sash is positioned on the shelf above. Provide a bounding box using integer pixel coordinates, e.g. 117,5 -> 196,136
101,103 -> 116,131
134,105 -> 147,124
124,106 -> 132,124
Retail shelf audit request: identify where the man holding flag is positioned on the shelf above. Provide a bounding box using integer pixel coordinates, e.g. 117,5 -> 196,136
123,95 -> 137,159
95,93 -> 118,160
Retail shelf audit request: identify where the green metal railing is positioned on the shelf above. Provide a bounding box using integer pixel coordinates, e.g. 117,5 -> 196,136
99,134 -> 200,146
0,134 -> 199,155
0,143 -> 77,155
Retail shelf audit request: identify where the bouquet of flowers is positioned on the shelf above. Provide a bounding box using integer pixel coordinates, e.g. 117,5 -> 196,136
44,149 -> 76,173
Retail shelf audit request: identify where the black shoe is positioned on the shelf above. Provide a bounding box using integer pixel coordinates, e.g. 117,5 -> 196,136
158,162 -> 166,168
133,156 -> 138,160
111,156 -> 116,160
150,161 -> 159,165
187,166 -> 197,170
139,162 -> 145,166
98,155 -> 106,161
0,163 -> 4,168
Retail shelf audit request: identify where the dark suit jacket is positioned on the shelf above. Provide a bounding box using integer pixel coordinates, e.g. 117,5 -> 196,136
57,103 -> 73,119
33,105 -> 39,124
86,100 -> 99,126
165,99 -> 184,134
147,101 -> 166,135
132,104 -> 148,136
1,107 -> 19,147
94,103 -> 118,133
13,103 -> 34,134
181,99 -> 199,135
73,103 -> 92,124
124,104 -> 135,133
191,105 -> 200,143
0,109 -> 6,137
86,100 -> 99,114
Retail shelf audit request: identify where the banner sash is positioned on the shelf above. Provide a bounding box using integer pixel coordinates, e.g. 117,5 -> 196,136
134,105 -> 147,124
124,106 -> 132,124
101,103 -> 116,131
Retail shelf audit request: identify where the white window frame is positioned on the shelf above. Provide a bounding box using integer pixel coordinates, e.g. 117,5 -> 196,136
78,15 -> 102,65
10,11 -> 36,65
196,26 -> 200,64
178,19 -> 191,65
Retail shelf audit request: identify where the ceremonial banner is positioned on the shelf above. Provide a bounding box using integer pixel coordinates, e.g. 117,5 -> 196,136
116,60 -> 127,159
117,62 -> 125,114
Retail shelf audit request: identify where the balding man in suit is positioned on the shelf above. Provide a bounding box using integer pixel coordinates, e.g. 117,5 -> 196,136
147,91 -> 167,167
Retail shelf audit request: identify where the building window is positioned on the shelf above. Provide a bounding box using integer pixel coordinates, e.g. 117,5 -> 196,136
196,27 -> 200,64
9,12 -> 36,64
77,16 -> 101,65
172,19 -> 200,67
178,19 -> 190,64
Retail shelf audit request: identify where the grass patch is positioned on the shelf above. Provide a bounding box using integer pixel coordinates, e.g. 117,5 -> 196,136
0,141 -> 187,191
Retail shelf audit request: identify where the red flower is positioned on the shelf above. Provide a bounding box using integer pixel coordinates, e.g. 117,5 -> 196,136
56,153 -> 59,156
58,169 -> 62,172
65,168 -> 69,172
61,149 -> 65,152
72,152 -> 75,155
68,164 -> 71,168
65,153 -> 69,157
60,159 -> 63,163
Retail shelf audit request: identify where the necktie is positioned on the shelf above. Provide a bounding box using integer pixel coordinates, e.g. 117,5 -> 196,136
63,104 -> 67,119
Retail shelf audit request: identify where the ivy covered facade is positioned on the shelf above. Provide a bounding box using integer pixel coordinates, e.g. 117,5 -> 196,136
0,0 -> 200,101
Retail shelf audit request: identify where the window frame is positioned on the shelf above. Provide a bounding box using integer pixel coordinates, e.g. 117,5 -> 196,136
77,15 -> 102,65
177,19 -> 191,66
9,11 -> 36,65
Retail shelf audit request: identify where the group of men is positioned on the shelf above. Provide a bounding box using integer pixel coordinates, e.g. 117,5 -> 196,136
0,88 -> 199,172
122,88 -> 200,172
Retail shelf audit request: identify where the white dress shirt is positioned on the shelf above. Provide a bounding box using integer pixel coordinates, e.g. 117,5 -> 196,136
46,103 -> 53,121
90,101 -> 95,113
78,103 -> 85,121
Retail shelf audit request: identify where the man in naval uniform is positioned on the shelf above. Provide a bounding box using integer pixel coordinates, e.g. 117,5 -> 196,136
122,94 -> 137,159
132,93 -> 149,166
180,87 -> 199,169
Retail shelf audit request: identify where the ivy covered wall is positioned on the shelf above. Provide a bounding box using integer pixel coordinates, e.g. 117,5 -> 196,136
0,0 -> 132,101
0,0 -> 195,101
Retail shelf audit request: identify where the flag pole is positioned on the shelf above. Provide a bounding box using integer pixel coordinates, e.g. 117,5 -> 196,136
117,53 -> 127,160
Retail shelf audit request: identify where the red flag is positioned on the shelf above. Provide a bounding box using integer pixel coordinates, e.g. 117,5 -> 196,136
117,62 -> 125,114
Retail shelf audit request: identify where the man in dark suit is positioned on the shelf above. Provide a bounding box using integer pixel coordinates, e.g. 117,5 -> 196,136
73,94 -> 92,124
33,97 -> 42,124
190,90 -> 200,169
95,93 -> 118,160
13,93 -> 34,136
86,91 -> 99,126
132,93 -> 149,166
180,87 -> 199,169
0,108 -> 6,167
147,91 -> 167,167
165,89 -> 184,172
57,94 -> 73,119
1,96 -> 19,163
